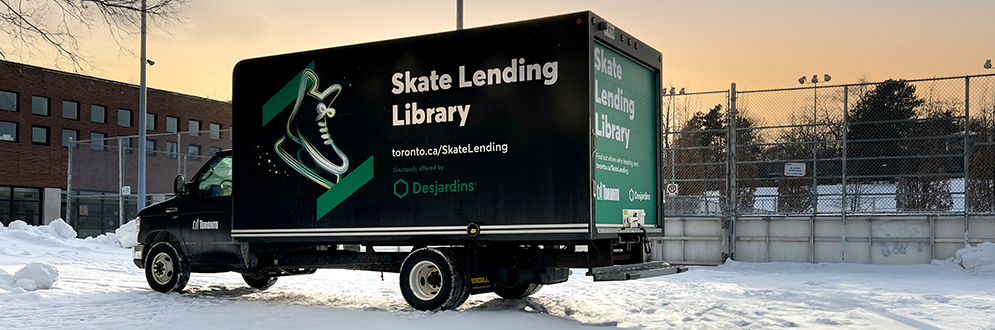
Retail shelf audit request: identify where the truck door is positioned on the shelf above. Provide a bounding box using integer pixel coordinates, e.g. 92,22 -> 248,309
180,153 -> 238,268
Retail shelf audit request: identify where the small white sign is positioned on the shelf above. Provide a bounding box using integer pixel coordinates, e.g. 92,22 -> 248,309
784,163 -> 806,177
121,186 -> 131,195
666,183 -> 679,195
603,22 -> 616,40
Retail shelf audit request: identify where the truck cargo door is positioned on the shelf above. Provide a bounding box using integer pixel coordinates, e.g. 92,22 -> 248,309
592,41 -> 659,231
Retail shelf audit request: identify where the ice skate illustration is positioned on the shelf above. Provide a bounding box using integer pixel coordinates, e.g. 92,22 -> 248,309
274,69 -> 350,189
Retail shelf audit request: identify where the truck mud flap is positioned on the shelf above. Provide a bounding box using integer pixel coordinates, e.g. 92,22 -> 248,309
587,261 -> 688,281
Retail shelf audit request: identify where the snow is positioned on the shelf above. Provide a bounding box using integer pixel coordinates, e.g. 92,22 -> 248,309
114,219 -> 139,248
47,219 -> 78,239
2,221 -> 995,329
7,219 -> 29,231
12,262 -> 59,289
953,242 -> 995,272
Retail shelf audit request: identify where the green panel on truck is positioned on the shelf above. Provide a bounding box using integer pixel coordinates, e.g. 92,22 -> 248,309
592,41 -> 658,227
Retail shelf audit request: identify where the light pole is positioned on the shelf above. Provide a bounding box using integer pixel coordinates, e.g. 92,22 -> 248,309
798,74 -> 831,215
456,0 -> 463,30
137,0 -> 148,212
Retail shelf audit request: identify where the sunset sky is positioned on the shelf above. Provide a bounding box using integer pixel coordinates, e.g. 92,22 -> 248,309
6,0 -> 995,101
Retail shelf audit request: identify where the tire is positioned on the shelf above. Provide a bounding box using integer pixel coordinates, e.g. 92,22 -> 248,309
241,272 -> 278,290
399,248 -> 469,311
493,283 -> 543,299
145,241 -> 190,293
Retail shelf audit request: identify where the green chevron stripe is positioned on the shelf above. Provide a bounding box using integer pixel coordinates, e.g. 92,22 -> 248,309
261,61 -> 315,126
316,156 -> 374,219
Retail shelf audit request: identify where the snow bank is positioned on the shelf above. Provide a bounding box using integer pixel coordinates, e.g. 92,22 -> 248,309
954,242 -> 995,272
5,263 -> 59,291
115,219 -> 139,248
8,220 -> 29,231
0,269 -> 13,290
81,219 -> 137,247
84,233 -> 120,246
0,218 -> 136,250
47,218 -> 77,239
5,219 -> 76,239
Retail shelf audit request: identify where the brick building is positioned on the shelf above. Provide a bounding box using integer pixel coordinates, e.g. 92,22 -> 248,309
0,60 -> 231,231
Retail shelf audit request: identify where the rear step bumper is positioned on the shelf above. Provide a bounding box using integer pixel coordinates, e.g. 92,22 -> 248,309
587,261 -> 688,281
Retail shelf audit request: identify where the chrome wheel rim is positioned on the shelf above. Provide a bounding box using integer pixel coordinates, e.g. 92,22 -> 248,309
409,260 -> 442,301
151,252 -> 175,285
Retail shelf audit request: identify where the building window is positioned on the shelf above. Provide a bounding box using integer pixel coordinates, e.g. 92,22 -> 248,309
90,132 -> 106,151
120,136 -> 133,154
32,96 -> 49,116
0,121 -> 17,142
189,119 -> 201,136
31,126 -> 49,145
0,186 -> 42,226
144,139 -> 157,156
91,105 -> 106,123
62,100 -> 79,120
188,144 -> 201,161
166,141 -> 178,159
62,129 -> 79,148
0,90 -> 16,111
146,113 -> 157,131
166,116 -> 179,133
210,123 -> 221,139
118,109 -> 132,127
209,146 -> 222,156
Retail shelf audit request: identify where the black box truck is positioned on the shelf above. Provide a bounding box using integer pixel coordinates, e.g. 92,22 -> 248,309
133,11 -> 685,311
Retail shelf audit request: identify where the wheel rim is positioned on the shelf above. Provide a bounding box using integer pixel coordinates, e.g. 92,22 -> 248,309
151,252 -> 175,285
409,260 -> 442,301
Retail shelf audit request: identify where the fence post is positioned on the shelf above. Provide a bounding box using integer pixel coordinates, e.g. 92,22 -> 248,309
728,83 -> 738,260
177,132 -> 182,177
811,85 -> 819,263
841,85 -> 848,263
118,137 -> 125,227
964,76 -> 971,247
66,137 -> 74,228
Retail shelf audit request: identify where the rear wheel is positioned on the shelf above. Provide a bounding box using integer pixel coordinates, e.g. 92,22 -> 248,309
399,248 -> 469,311
493,283 -> 543,299
145,241 -> 190,293
241,272 -> 278,290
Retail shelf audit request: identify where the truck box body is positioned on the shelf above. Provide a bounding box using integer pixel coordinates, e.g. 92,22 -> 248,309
229,11 -> 663,244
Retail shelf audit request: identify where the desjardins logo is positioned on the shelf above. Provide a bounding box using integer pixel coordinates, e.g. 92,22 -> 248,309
394,178 -> 476,199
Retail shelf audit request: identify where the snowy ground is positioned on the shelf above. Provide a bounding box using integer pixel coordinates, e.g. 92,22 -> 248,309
2,221 -> 995,330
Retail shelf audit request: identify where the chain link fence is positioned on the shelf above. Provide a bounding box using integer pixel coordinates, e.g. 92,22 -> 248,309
664,74 -> 995,217
66,129 -> 231,237
662,90 -> 730,215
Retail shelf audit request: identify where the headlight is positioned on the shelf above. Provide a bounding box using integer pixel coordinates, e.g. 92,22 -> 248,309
135,216 -> 141,233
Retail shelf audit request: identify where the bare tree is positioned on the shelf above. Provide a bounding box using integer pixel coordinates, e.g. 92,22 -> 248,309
0,0 -> 186,72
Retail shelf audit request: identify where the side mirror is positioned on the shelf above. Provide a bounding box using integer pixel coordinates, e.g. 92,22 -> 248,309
174,175 -> 187,196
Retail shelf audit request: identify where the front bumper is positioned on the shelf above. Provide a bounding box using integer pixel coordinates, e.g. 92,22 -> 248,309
133,244 -> 144,268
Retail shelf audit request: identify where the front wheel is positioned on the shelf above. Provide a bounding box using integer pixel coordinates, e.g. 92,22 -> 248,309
399,248 -> 468,311
493,283 -> 543,299
241,272 -> 278,290
145,241 -> 190,293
